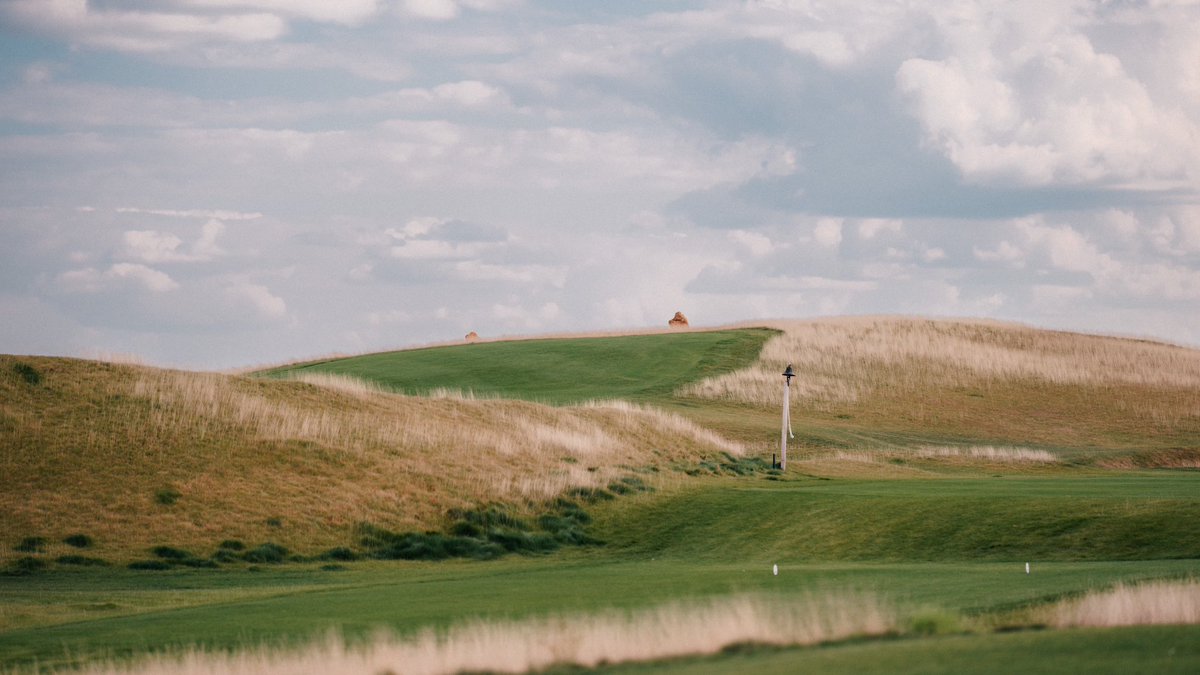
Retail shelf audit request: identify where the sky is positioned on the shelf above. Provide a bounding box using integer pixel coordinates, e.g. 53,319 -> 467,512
1,0 -> 1198,369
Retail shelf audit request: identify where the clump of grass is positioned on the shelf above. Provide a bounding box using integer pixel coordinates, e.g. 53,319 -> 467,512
265,517 -> 283,528
217,540 -> 245,551
128,560 -> 172,571
242,543 -> 288,564
356,498 -> 600,562
56,554 -> 109,566
149,545 -> 218,568
3,556 -> 47,576
1050,580 -> 1200,627
907,607 -> 964,635
12,362 -> 41,385
64,533 -> 95,548
14,536 -> 46,553
151,545 -> 192,560
319,547 -> 358,562
154,488 -> 181,506
68,592 -> 897,674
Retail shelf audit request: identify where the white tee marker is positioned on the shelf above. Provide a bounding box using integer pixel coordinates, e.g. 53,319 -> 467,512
1025,562 -> 1030,574
773,564 -> 779,576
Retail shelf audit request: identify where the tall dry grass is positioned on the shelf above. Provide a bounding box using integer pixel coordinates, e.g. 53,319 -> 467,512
683,317 -> 1200,408
1050,580 -> 1200,628
1,357 -> 743,559
813,446 -> 1059,465
68,591 -> 895,675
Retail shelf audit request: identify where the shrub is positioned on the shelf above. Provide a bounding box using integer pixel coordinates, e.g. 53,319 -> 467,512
56,555 -> 109,567
242,543 -> 288,564
128,560 -> 171,571
15,536 -> 46,553
567,487 -> 615,503
151,545 -> 192,560
4,556 -> 47,576
12,362 -> 41,385
320,547 -> 359,562
212,550 -> 241,564
154,488 -> 181,505
218,539 -> 245,551
265,517 -> 283,528
63,534 -> 94,548
177,557 -> 219,569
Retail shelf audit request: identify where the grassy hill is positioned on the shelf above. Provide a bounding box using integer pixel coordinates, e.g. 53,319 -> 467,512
2,317 -> 1199,673
0,355 -> 743,567
260,328 -> 776,404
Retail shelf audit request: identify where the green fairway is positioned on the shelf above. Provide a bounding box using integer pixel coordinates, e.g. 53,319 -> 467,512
259,329 -> 776,404
2,555 -> 1197,672
3,473 -> 1198,671
595,474 -> 1200,562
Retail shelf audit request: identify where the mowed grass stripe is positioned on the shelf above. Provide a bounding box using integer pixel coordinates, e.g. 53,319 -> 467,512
260,329 -> 777,405
593,475 -> 1200,562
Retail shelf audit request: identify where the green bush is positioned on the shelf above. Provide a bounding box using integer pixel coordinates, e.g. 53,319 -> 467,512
4,556 -> 47,576
15,536 -> 46,553
56,555 -> 109,566
218,539 -> 245,551
63,534 -> 94,548
154,488 -> 181,505
12,362 -> 41,385
151,545 -> 192,560
320,547 -> 359,562
128,560 -> 171,571
242,543 -> 288,564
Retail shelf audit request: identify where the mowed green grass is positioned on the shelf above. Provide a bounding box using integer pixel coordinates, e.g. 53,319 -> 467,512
601,625 -> 1200,675
595,474 -> 1200,563
260,329 -> 776,404
3,555 -> 1197,672
3,474 -> 1198,671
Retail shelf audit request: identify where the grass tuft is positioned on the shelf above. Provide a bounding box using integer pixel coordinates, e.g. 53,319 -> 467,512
242,543 -> 288,564
55,554 -> 109,566
63,533 -> 95,548
1051,579 -> 1200,627
153,488 -> 181,506
14,537 -> 46,553
11,362 -> 41,385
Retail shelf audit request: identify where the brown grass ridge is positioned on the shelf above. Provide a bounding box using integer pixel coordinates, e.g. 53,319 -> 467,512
0,356 -> 739,563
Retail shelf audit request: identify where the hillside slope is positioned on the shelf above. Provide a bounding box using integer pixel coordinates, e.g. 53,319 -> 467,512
0,356 -> 740,564
260,328 -> 775,404
682,317 -> 1200,459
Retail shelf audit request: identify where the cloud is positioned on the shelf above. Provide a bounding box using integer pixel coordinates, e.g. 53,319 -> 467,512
58,263 -> 179,294
225,281 -> 287,319
813,219 -> 843,248
728,230 -> 773,257
2,0 -> 287,52
116,207 -> 262,220
122,219 -> 226,262
894,3 -> 1200,189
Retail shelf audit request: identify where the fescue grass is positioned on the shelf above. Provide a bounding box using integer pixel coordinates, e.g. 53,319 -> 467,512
0,355 -> 741,563
680,317 -> 1200,451
61,592 -> 896,675
1050,580 -> 1200,628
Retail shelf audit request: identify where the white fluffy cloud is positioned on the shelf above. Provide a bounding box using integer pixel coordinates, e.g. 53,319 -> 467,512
3,0 -> 1200,366
895,2 -> 1200,188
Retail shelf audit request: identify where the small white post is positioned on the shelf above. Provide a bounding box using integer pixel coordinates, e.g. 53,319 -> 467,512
1025,562 -> 1030,574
